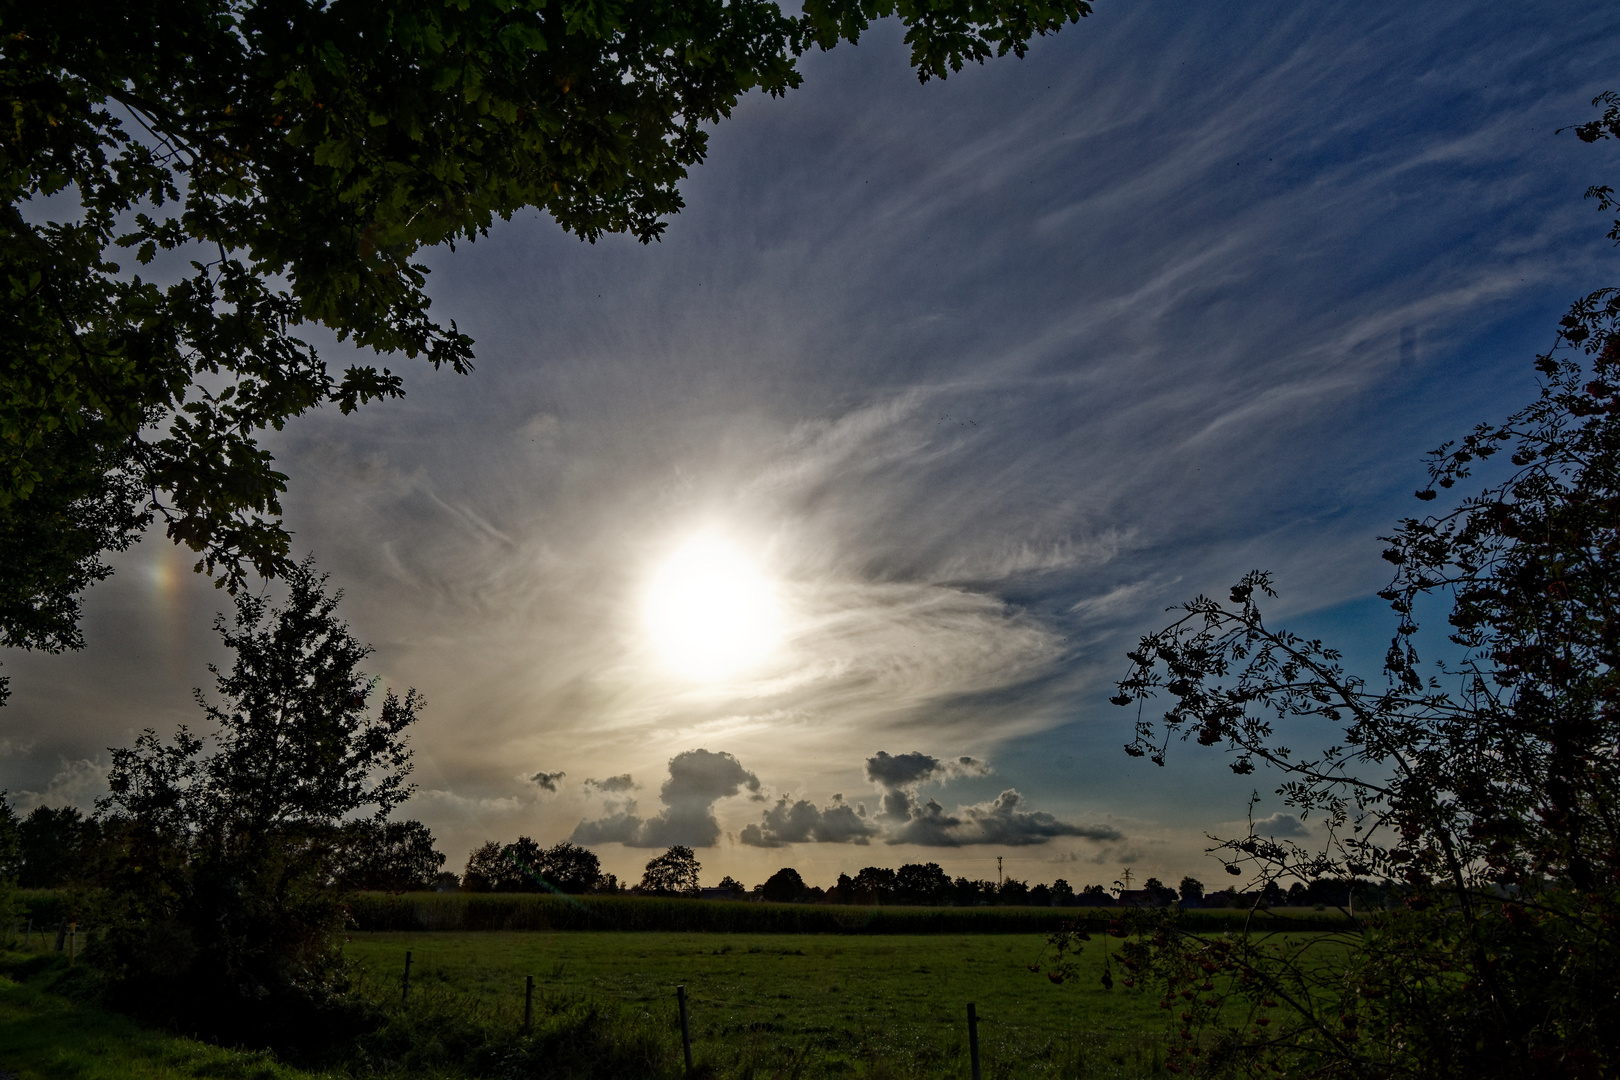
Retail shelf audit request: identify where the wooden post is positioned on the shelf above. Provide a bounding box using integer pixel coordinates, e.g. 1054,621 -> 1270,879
524,974 -> 534,1032
401,950 -> 413,1005
967,1002 -> 981,1080
676,985 -> 693,1073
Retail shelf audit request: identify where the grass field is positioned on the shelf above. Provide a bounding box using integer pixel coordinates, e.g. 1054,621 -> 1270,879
345,931 -> 1173,1078
0,959 -> 330,1080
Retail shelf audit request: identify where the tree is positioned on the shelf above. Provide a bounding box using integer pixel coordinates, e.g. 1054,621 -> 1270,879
462,841 -> 519,893
850,865 -> 897,904
0,794 -> 19,881
1077,883 -> 1111,906
16,804 -> 103,888
504,836 -> 547,890
1177,876 -> 1204,905
0,0 -> 1094,699
462,836 -> 591,893
639,845 -> 700,896
95,557 -> 419,1044
1140,876 -> 1177,906
332,819 -> 444,892
894,861 -> 951,905
996,877 -> 1030,905
715,874 -> 748,899
534,841 -> 601,894
760,866 -> 807,903
1087,278 -> 1620,1075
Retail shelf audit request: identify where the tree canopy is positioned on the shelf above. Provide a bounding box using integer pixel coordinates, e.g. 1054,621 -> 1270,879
0,0 -> 1093,694
639,844 -> 700,895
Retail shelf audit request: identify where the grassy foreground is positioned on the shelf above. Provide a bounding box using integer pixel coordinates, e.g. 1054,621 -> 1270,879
0,956 -> 330,1080
0,928 -> 1254,1078
346,931 -> 1172,1078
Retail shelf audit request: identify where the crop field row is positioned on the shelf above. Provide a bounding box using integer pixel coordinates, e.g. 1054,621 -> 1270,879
339,892 -> 1353,935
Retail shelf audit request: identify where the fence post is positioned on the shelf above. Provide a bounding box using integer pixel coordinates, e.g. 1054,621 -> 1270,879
524,974 -> 534,1032
401,950 -> 413,1005
676,984 -> 693,1074
967,1002 -> 981,1080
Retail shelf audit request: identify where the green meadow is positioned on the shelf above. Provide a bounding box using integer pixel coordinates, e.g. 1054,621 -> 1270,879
0,907 -> 1356,1079
344,931 -> 1173,1078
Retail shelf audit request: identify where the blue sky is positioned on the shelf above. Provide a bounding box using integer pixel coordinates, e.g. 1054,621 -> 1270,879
5,0 -> 1620,890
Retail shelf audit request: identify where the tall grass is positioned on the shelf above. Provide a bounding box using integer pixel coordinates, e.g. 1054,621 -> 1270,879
343,893 -> 1352,935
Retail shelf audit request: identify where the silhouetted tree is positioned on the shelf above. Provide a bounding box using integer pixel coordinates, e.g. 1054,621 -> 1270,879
827,872 -> 855,903
96,558 -> 419,1048
462,841 -> 516,893
761,867 -> 808,903
533,842 -> 602,895
332,819 -> 444,892
1178,876 -> 1205,906
639,846 -> 700,896
894,862 -> 951,905
1076,884 -> 1112,907
996,877 -> 1030,905
1141,877 -> 1177,906
461,837 -> 596,893
0,794 -> 18,881
850,866 -> 897,904
951,876 -> 998,905
16,805 -> 102,888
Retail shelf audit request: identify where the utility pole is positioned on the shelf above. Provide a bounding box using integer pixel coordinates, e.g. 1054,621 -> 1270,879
997,856 -> 1003,885
1121,867 -> 1133,892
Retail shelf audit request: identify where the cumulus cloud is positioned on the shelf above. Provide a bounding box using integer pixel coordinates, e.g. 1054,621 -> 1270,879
865,750 -> 991,819
736,752 -> 1111,848
12,758 -> 108,812
739,793 -> 878,847
571,749 -> 760,848
530,770 -> 566,793
888,789 -> 1123,847
1252,812 -> 1309,838
585,774 -> 635,793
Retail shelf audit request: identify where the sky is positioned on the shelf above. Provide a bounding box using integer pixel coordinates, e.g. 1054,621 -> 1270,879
4,0 -> 1620,892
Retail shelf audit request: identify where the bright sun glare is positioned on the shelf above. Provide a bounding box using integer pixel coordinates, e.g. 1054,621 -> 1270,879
644,534 -> 781,681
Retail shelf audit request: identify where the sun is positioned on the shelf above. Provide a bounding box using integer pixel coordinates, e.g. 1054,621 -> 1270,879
643,534 -> 782,681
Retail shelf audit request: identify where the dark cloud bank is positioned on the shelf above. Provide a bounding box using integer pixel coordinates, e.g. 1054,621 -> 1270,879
574,748 -> 1121,850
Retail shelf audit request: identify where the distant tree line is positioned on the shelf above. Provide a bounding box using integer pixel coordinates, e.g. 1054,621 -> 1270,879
443,841 -> 1380,909
0,794 -> 1378,913
0,796 -> 448,894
